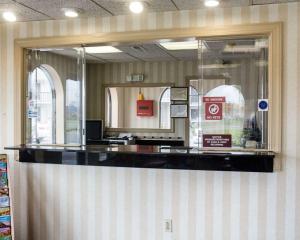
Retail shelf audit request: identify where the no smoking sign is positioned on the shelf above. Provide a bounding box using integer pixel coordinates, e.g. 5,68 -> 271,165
203,97 -> 225,120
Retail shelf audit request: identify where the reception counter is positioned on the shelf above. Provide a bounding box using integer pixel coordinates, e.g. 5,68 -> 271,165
5,145 -> 275,172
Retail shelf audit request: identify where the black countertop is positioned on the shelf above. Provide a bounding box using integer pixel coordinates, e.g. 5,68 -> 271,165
5,145 -> 275,172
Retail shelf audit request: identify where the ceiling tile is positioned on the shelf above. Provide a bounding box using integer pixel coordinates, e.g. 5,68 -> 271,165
169,49 -> 198,61
89,52 -> 139,62
0,1 -> 49,22
92,0 -> 177,15
16,0 -> 111,20
117,44 -> 175,61
2,0 -> 298,23
173,0 -> 250,10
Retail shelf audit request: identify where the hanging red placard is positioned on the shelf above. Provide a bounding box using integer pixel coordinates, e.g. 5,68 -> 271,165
137,100 -> 154,117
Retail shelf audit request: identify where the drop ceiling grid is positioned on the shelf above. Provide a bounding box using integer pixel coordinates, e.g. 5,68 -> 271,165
0,0 -> 299,22
15,0 -> 111,19
0,0 -> 49,21
92,0 -> 177,15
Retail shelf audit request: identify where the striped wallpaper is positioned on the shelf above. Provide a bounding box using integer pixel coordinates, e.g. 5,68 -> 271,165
117,87 -> 165,129
29,51 -> 79,91
87,60 -> 198,119
0,2 -> 299,240
87,60 -> 199,137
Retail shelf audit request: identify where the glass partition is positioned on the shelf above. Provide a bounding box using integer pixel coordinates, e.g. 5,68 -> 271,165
190,37 -> 269,149
25,48 -> 85,145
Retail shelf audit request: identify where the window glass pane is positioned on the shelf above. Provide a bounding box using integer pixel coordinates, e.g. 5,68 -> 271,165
160,88 -> 171,129
28,67 -> 55,144
25,48 -> 85,145
66,79 -> 81,144
190,37 -> 268,149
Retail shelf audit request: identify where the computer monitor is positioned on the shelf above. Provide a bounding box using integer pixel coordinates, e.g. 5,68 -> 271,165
86,120 -> 103,141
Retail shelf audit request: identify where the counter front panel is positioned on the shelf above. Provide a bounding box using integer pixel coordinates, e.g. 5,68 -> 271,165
5,145 -> 275,172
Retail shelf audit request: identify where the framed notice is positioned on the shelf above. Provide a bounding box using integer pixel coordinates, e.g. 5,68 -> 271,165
170,104 -> 188,118
170,87 -> 188,101
203,134 -> 232,148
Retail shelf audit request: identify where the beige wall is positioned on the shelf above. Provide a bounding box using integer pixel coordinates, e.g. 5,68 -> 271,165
87,60 -> 198,119
87,60 -> 197,138
1,2 -> 300,240
36,51 -> 78,91
107,87 -> 166,129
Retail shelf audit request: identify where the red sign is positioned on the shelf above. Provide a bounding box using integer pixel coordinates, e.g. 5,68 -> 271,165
203,97 -> 225,120
203,134 -> 232,148
137,100 -> 154,116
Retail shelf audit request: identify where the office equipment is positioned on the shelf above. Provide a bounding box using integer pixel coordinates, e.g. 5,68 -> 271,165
86,120 -> 103,141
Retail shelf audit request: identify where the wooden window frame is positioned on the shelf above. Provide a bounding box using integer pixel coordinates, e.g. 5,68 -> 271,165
14,22 -> 282,152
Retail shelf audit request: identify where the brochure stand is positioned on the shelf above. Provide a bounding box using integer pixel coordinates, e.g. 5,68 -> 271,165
0,155 -> 13,240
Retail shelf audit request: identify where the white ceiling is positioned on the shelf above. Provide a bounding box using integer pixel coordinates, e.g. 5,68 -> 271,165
0,0 -> 298,22
48,38 -> 265,63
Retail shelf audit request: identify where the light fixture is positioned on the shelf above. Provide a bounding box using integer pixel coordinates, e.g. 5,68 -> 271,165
62,8 -> 80,18
198,63 -> 240,69
129,1 -> 144,14
2,11 -> 16,22
85,46 -> 122,54
223,45 -> 261,53
159,41 -> 204,50
255,39 -> 268,48
204,0 -> 220,7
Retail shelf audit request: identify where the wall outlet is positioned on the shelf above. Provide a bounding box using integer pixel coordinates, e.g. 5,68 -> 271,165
164,219 -> 172,232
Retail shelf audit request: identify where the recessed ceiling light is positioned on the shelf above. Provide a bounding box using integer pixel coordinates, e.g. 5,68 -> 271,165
223,45 -> 261,53
199,63 -> 240,69
204,0 -> 220,7
2,11 -> 16,22
62,8 -> 80,18
129,1 -> 144,14
159,41 -> 204,50
85,46 -> 122,54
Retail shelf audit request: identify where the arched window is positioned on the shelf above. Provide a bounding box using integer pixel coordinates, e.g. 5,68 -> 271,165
105,87 -> 119,128
28,66 -> 56,144
27,65 -> 64,144
159,88 -> 171,129
105,88 -> 112,128
205,85 -> 245,146
188,84 -> 245,147
189,86 -> 201,147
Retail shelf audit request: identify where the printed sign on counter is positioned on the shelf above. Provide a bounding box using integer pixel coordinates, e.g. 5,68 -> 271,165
203,134 -> 232,148
203,97 -> 225,120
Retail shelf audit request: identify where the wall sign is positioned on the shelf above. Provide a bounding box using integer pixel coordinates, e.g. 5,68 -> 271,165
170,104 -> 188,118
203,134 -> 232,148
203,97 -> 225,120
27,100 -> 38,118
170,87 -> 188,101
258,99 -> 269,111
137,100 -> 154,116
